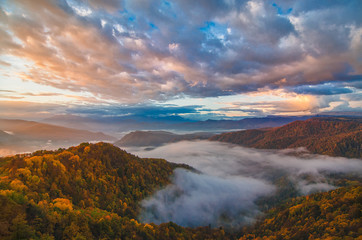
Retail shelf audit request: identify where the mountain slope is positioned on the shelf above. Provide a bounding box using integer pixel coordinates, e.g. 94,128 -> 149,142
210,117 -> 362,158
0,119 -> 117,156
0,119 -> 116,142
0,142 -> 360,239
42,114 -> 312,134
0,142 -> 228,239
115,131 -> 214,147
239,185 -> 361,240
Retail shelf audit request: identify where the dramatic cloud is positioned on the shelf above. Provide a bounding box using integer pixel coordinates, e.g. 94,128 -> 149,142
0,0 -> 361,104
124,141 -> 362,228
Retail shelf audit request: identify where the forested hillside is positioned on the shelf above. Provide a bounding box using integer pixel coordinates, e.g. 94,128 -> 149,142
210,117 -> 362,158
0,142 -> 360,239
239,185 -> 361,240
0,142 -> 227,239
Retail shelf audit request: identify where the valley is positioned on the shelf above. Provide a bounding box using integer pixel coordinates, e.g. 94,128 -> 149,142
0,117 -> 361,239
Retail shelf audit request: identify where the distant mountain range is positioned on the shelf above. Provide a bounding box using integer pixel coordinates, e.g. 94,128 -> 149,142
41,114 -> 192,134
41,114 -> 312,134
39,112 -> 362,136
210,117 -> 362,158
115,131 -> 214,147
0,119 -> 116,141
0,119 -> 116,155
174,115 -> 311,131
3,113 -> 362,157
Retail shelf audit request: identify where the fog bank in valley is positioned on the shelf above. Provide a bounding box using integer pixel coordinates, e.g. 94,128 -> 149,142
140,169 -> 273,228
124,141 -> 362,228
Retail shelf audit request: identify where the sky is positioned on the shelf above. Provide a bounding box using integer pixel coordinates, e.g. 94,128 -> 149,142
0,0 -> 361,120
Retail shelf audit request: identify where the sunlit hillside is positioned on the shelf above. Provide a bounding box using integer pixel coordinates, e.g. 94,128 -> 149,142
211,118 -> 362,158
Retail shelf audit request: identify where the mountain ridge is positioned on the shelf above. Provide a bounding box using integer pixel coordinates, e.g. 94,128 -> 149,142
0,119 -> 117,156
0,119 -> 116,141
115,130 -> 214,147
210,117 -> 362,158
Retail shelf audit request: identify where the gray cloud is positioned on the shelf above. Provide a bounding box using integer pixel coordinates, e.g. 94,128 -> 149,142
291,83 -> 354,95
123,141 -> 362,228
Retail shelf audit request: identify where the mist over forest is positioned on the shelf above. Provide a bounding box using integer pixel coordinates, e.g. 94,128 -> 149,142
124,140 -> 362,228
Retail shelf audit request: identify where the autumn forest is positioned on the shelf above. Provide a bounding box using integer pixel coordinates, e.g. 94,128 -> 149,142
0,117 -> 361,240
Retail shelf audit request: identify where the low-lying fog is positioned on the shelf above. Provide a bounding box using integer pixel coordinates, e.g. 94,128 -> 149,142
123,140 -> 362,228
